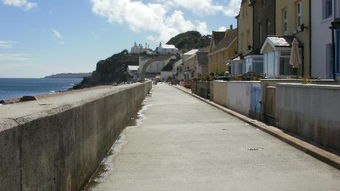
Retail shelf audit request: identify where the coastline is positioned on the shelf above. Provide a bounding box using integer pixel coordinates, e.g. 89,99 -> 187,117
0,78 -> 83,103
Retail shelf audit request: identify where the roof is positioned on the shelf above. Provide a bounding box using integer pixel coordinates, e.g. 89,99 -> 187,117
212,31 -> 226,46
184,49 -> 199,55
128,65 -> 139,71
173,59 -> 183,69
211,29 -> 238,53
260,35 -> 302,53
162,44 -> 177,49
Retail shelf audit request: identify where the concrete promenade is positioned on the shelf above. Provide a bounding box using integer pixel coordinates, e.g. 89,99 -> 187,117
88,84 -> 340,191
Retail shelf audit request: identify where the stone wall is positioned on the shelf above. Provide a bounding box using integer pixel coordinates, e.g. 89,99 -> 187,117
0,82 -> 152,191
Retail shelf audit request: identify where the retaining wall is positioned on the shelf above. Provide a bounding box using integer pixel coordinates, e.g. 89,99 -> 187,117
212,81 -> 260,117
212,81 -> 228,106
276,83 -> 340,152
0,82 -> 152,191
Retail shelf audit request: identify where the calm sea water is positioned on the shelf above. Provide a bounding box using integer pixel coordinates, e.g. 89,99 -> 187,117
0,78 -> 82,100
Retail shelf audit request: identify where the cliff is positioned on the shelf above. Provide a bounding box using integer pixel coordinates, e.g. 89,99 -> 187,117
74,50 -> 139,89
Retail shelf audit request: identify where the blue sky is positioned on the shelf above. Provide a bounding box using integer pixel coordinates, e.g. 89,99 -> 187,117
0,0 -> 240,78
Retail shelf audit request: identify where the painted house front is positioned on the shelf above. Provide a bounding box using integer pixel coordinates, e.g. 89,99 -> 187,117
238,0 -> 253,56
232,0 -> 275,76
311,0 -> 334,78
208,28 -> 238,75
334,0 -> 340,80
250,0 -> 276,52
275,0 -> 311,76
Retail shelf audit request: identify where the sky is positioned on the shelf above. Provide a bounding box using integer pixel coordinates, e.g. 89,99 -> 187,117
0,0 -> 240,78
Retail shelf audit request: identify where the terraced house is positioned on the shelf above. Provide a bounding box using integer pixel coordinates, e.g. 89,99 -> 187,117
231,0 -> 256,75
311,0 -> 334,78
208,28 -> 238,75
261,0 -> 310,77
231,0 -> 276,76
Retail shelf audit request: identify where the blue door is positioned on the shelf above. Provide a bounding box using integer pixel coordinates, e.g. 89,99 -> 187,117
250,85 -> 262,119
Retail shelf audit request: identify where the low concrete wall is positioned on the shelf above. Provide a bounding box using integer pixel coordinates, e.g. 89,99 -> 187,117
192,81 -> 211,99
213,81 -> 260,117
276,83 -> 340,152
213,81 -> 228,106
227,81 -> 260,116
0,82 -> 152,191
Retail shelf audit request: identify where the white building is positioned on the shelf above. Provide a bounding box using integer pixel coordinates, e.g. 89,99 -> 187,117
131,42 -> 149,54
156,43 -> 179,55
183,49 -> 199,80
127,65 -> 139,81
311,0 -> 335,78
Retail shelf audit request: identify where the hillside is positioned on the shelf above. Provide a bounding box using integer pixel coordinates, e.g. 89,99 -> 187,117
167,31 -> 211,52
74,50 -> 139,89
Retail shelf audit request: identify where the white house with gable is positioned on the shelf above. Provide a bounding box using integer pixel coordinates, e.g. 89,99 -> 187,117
156,43 -> 179,55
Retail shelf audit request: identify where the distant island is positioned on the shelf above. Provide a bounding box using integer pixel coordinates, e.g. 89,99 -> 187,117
44,73 -> 92,79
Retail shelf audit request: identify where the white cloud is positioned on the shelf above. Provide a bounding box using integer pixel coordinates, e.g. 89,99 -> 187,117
0,53 -> 30,61
156,0 -> 241,16
91,0 -> 215,42
2,0 -> 37,10
52,30 -> 65,44
217,26 -> 227,31
0,41 -> 17,48
52,30 -> 63,40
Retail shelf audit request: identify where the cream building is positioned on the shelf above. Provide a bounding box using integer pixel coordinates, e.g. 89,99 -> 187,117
208,29 -> 238,75
275,0 -> 311,76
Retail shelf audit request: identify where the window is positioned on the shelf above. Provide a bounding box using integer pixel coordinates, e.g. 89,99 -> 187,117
297,1 -> 303,27
264,52 -> 275,76
279,51 -> 295,76
259,23 -> 263,45
323,0 -> 333,19
283,9 -> 288,34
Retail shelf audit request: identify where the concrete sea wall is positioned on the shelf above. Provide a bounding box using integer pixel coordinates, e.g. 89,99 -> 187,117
276,83 -> 340,152
0,82 -> 152,191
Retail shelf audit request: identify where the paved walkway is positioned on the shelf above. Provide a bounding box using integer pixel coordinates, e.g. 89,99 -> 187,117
87,84 -> 340,191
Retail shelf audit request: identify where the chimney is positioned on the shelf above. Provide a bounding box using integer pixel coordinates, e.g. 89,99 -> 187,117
230,25 -> 233,29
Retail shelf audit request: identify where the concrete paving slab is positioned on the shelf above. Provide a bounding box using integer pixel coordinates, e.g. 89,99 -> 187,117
85,84 -> 340,191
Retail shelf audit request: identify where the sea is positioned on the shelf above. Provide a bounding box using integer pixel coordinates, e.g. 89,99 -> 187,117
0,78 -> 83,101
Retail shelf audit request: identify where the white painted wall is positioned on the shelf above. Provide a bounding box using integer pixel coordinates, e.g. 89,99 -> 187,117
311,0 -> 334,78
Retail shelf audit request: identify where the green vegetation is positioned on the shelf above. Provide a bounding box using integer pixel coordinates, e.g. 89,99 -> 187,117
167,31 -> 211,52
74,50 -> 139,89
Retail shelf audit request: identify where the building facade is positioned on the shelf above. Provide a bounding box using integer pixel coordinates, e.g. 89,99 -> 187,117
208,29 -> 238,75
334,0 -> 340,80
237,0 -> 253,56
230,0 -> 275,76
183,49 -> 199,80
250,0 -> 276,52
130,43 -> 149,54
275,0 -> 311,76
156,43 -> 179,55
311,0 -> 334,78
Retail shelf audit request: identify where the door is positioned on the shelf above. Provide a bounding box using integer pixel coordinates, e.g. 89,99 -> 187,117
250,85 -> 262,119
